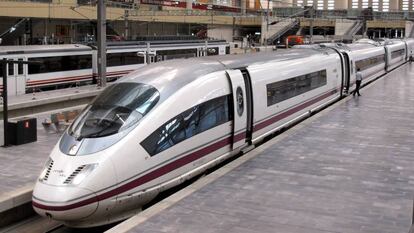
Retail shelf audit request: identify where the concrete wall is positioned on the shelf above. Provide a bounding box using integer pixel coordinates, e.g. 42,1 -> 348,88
273,0 -> 293,7
111,21 -> 190,38
0,1 -> 261,26
390,0 -> 399,10
1,16 -> 198,44
406,21 -> 414,37
207,25 -> 234,41
335,19 -> 355,35
335,0 -> 348,9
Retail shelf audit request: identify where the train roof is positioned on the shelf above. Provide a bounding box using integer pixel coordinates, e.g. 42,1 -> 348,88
105,39 -> 228,47
294,42 -> 382,53
120,48 -> 336,101
106,41 -> 229,50
346,43 -> 382,51
212,48 -> 335,68
0,44 -> 91,55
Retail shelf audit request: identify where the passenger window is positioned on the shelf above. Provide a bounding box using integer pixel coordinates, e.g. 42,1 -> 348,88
28,55 -> 93,74
355,54 -> 385,71
141,95 -> 231,156
267,69 -> 327,107
18,59 -> 23,75
8,63 -> 14,76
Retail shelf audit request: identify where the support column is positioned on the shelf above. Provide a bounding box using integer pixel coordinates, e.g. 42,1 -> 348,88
241,0 -> 246,15
310,6 -> 314,44
274,0 -> 293,7
390,0 -> 399,11
335,0 -> 348,10
186,0 -> 192,10
97,0 -> 106,87
124,10 -> 129,40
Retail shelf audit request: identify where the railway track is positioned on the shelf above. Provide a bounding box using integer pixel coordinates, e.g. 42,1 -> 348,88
0,215 -> 61,233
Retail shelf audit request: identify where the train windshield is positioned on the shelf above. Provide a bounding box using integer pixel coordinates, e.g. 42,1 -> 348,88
69,83 -> 160,140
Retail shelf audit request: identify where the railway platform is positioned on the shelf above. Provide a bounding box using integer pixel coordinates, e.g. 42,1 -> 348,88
0,84 -> 102,119
0,84 -> 101,213
110,63 -> 414,233
0,85 -> 100,227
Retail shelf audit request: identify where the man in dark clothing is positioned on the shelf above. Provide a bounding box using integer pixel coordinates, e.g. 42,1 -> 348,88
354,68 -> 362,96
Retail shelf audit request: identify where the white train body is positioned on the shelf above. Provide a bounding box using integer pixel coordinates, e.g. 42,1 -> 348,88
385,40 -> 407,71
32,39 -> 411,227
0,41 -> 229,95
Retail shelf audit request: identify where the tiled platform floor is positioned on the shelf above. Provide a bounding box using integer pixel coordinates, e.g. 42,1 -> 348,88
127,64 -> 414,233
0,114 -> 65,194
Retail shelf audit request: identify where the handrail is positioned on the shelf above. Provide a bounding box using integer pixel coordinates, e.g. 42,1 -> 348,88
274,7 -> 414,21
345,20 -> 363,36
267,19 -> 299,44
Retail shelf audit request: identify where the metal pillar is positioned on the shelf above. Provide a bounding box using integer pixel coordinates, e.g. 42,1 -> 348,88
335,0 -> 348,10
97,0 -> 107,88
146,43 -> 151,64
124,10 -> 129,40
186,0 -> 192,10
389,0 -> 399,11
241,0 -> 246,15
310,6 -> 314,44
2,59 -> 8,147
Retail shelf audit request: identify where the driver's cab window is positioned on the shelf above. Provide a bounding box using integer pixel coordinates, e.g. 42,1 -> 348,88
69,82 -> 160,140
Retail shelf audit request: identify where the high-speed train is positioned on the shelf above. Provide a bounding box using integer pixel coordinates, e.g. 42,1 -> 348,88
32,38 -> 413,227
0,40 -> 229,96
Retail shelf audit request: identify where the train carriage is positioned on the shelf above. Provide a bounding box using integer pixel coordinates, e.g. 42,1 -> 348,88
384,40 -> 407,71
0,45 -> 93,94
0,40 -> 230,96
219,49 -> 344,144
32,48 -> 347,227
95,44 -> 146,82
404,38 -> 414,59
348,43 -> 386,85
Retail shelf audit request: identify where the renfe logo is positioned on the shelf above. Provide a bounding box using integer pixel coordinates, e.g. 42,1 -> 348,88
24,121 -> 29,128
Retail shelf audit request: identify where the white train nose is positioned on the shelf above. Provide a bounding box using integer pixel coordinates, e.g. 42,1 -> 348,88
32,181 -> 99,221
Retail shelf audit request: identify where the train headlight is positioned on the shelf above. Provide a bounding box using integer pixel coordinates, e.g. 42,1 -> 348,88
39,158 -> 54,182
64,163 -> 98,185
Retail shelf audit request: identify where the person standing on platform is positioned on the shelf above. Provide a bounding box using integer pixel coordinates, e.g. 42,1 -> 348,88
354,68 -> 362,96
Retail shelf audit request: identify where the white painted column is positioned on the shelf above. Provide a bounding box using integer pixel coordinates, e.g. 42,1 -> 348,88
335,0 -> 348,9
389,0 -> 399,11
241,0 -> 246,14
279,0 -> 293,7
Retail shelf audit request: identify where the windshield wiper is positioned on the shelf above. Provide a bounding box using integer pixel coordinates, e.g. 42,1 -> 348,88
79,119 -> 118,139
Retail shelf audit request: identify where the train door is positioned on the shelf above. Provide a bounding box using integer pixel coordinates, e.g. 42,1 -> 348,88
341,52 -> 351,92
384,47 -> 390,71
6,58 -> 26,96
14,58 -> 26,95
226,69 -> 253,150
404,41 -> 409,60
